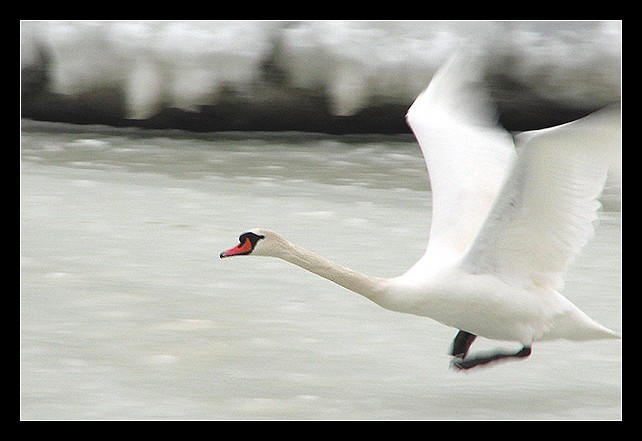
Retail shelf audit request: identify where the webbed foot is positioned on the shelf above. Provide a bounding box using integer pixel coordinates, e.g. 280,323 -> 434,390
451,346 -> 532,370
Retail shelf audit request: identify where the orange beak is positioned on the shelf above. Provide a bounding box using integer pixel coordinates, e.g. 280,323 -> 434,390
220,237 -> 253,258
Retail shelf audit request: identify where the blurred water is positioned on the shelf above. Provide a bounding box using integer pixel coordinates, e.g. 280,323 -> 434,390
20,122 -> 621,420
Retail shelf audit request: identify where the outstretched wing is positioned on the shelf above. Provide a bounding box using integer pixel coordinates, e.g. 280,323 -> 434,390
464,104 -> 621,291
405,52 -> 516,269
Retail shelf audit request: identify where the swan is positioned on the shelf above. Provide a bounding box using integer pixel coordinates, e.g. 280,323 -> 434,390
220,52 -> 621,370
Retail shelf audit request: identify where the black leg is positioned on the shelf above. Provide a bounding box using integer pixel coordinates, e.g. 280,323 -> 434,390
451,346 -> 532,370
450,330 -> 477,359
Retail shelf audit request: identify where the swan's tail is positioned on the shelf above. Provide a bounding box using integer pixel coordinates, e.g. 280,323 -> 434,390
588,323 -> 621,340
543,292 -> 621,341
565,309 -> 621,341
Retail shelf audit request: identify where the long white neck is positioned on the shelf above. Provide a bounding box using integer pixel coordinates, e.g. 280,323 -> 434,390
273,239 -> 390,306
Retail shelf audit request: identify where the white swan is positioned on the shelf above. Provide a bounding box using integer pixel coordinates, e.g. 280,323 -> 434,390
220,52 -> 621,369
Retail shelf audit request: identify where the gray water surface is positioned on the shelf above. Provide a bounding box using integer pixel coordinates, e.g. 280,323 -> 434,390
20,124 -> 622,419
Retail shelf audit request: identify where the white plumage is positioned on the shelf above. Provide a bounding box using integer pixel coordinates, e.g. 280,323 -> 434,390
222,51 -> 621,369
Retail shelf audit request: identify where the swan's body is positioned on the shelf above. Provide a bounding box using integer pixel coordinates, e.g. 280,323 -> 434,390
221,52 -> 621,369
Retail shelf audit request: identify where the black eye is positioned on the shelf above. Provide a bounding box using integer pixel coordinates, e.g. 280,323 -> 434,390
239,232 -> 265,246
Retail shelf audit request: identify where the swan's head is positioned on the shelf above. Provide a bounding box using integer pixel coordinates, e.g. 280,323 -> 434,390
220,228 -> 287,259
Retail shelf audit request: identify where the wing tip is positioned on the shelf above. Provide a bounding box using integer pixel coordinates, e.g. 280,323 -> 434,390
406,49 -> 498,130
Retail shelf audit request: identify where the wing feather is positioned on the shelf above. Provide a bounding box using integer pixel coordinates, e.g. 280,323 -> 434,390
464,105 -> 621,290
405,52 -> 516,267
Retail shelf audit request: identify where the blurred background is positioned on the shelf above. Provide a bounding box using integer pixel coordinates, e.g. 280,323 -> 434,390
21,21 -> 621,420
21,20 -> 621,133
